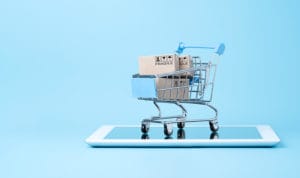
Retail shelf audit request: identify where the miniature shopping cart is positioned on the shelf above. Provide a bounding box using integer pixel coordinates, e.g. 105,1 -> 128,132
132,42 -> 225,136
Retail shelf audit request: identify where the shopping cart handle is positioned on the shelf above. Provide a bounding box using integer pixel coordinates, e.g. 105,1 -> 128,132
176,42 -> 225,56
216,43 -> 225,56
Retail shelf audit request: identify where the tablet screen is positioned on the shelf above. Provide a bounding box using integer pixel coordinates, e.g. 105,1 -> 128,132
104,126 -> 262,140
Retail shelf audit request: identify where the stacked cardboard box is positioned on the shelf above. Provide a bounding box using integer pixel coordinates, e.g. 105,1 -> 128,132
138,54 -> 179,75
139,54 -> 193,75
156,78 -> 189,100
138,54 -> 193,100
178,55 -> 193,76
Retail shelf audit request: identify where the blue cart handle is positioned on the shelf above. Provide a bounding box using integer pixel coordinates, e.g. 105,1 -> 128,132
176,42 -> 225,56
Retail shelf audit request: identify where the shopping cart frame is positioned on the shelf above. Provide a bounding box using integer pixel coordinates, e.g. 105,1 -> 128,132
133,43 -> 225,137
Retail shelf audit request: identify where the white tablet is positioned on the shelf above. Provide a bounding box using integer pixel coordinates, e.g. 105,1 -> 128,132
85,125 -> 280,147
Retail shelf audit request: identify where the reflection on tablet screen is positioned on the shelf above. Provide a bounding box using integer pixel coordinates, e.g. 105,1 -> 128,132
105,127 -> 262,140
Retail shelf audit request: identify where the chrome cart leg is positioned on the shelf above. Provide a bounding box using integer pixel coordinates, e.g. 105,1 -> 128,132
205,103 -> 219,132
168,102 -> 219,132
175,101 -> 187,117
152,101 -> 161,119
141,101 -> 161,134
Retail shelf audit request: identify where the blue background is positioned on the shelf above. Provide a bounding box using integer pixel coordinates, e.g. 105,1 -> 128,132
0,0 -> 299,177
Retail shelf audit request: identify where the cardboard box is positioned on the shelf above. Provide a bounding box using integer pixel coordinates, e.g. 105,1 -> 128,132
178,55 -> 193,70
139,54 -> 179,75
178,55 -> 193,76
156,78 -> 189,100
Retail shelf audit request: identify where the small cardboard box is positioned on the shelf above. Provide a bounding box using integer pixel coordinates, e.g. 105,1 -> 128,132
139,54 -> 179,75
178,55 -> 193,70
178,55 -> 193,76
156,78 -> 189,100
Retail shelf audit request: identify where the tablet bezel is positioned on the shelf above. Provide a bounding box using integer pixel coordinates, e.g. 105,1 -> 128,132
85,125 -> 280,147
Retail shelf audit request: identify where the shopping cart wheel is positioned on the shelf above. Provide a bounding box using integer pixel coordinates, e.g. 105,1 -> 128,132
176,118 -> 185,129
141,119 -> 150,133
164,123 -> 173,136
209,120 -> 219,132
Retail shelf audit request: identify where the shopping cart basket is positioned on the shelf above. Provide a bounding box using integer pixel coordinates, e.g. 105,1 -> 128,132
132,42 -> 225,136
